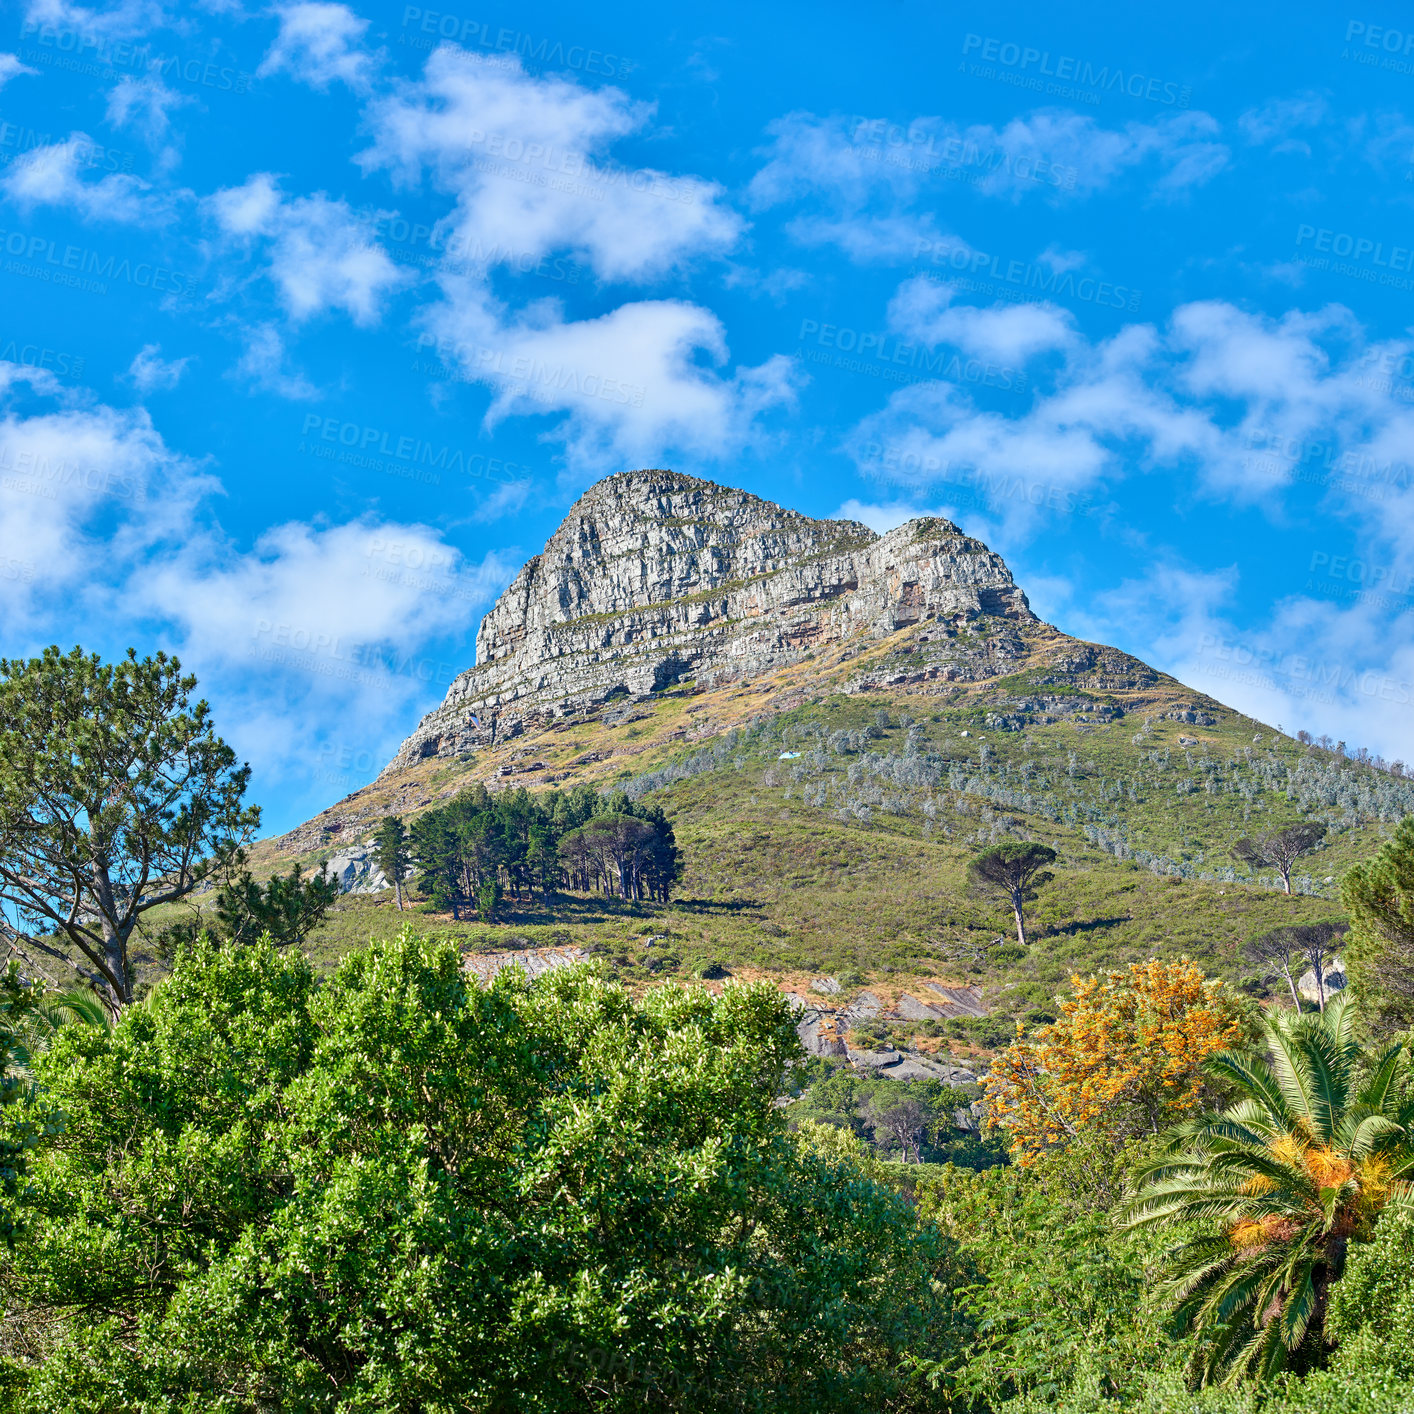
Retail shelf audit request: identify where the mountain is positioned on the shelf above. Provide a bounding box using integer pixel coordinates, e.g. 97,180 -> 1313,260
253,470 -> 1414,1057
383,469 -> 1034,773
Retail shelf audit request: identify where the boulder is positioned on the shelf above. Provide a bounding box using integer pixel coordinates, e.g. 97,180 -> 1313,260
918,982 -> 988,1018
839,989 -> 883,1026
845,1047 -> 979,1083
463,947 -> 585,986
794,1007 -> 847,1058
1298,957 -> 1347,1004
322,845 -> 390,895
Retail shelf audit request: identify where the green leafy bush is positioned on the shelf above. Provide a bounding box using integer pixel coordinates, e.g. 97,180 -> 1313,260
3,933 -> 956,1412
1327,1210 -> 1414,1378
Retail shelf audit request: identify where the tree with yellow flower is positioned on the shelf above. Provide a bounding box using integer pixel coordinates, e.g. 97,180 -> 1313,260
984,957 -> 1249,1166
1119,991 -> 1414,1385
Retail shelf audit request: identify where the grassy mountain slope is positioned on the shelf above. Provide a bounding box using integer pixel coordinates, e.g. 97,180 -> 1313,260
234,610 -> 1412,1059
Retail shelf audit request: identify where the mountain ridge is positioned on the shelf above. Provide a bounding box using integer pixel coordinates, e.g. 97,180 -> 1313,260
382,468 -> 1035,774
265,468 -> 1250,859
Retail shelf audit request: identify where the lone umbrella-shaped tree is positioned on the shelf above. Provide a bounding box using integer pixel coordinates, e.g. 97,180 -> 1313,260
967,841 -> 1057,948
1119,992 -> 1414,1385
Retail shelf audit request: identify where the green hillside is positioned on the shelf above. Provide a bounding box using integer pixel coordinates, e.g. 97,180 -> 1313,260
238,613 -> 1413,1058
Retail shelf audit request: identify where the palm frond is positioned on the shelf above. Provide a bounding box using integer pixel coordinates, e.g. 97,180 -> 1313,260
1356,1042 -> 1409,1113
1204,1050 -> 1291,1128
1275,1257 -> 1319,1353
35,987 -> 110,1032
1336,1112 -> 1403,1161
1323,989 -> 1361,1071
1267,1020 -> 1341,1144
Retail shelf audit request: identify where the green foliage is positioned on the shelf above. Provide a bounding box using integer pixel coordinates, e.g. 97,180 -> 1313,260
371,815 -> 411,909
787,1063 -> 1005,1170
4,933 -> 957,1411
1326,1209 -> 1414,1378
912,1161 -> 1173,1410
215,858 -> 341,947
411,784 -> 683,920
1343,814 -> 1414,1030
0,645 -> 259,1015
151,857 -> 341,958
0,963 -> 56,1245
998,1366 -> 1414,1414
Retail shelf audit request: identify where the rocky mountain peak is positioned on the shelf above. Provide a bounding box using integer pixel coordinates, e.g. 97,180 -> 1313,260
384,470 -> 1035,774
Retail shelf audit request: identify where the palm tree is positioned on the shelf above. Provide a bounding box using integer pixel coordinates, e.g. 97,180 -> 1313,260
1119,992 -> 1414,1385
9,987 -> 110,1076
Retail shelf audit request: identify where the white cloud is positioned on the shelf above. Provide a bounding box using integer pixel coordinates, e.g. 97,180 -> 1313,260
784,212 -> 958,265
127,344 -> 190,392
137,520 -> 515,780
206,174 -> 409,324
360,47 -> 742,281
422,276 -> 800,468
847,290 -> 1414,563
230,322 -> 318,400
21,0 -> 166,41
749,108 -> 1230,222
0,54 -> 38,91
984,109 -> 1229,198
888,276 -> 1078,364
0,363 -> 213,625
472,476 -> 533,522
1238,93 -> 1329,150
207,169 -> 282,235
257,1 -> 382,92
106,76 -> 191,170
0,134 -> 171,223
1050,559 -> 1414,766
0,357 -> 514,795
143,519 -> 507,668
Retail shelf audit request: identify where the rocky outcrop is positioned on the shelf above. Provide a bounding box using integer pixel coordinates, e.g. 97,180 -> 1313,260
383,469 -> 1035,773
463,946 -> 586,985
323,844 -> 389,894
1298,957 -> 1347,1003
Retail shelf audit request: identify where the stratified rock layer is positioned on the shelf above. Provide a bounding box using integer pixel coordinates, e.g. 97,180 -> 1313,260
384,469 -> 1035,773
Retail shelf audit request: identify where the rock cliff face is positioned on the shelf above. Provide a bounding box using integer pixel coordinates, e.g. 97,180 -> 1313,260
383,469 -> 1036,774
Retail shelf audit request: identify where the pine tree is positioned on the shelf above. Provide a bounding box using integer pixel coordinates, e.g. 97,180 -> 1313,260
373,815 -> 411,910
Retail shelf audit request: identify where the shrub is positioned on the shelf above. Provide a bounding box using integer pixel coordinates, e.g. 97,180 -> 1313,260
4,933 -> 958,1412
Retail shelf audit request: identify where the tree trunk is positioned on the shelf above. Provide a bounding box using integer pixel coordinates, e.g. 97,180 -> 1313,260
1011,891 -> 1028,948
1280,865 -> 1292,895
394,876 -> 404,911
93,862 -> 131,1022
1280,962 -> 1302,1011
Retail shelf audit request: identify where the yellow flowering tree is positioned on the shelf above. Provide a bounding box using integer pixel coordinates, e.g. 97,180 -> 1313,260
985,958 -> 1248,1166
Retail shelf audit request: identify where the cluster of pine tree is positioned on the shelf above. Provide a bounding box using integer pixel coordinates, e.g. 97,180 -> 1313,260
409,783 -> 683,920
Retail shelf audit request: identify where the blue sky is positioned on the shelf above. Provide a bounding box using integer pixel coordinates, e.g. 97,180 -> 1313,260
3,0 -> 1414,835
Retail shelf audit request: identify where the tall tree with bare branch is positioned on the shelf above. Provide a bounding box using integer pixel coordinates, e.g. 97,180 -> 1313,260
1232,824 -> 1327,894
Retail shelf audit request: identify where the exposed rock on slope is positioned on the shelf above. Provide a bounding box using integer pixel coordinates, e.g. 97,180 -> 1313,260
384,469 -> 1035,773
